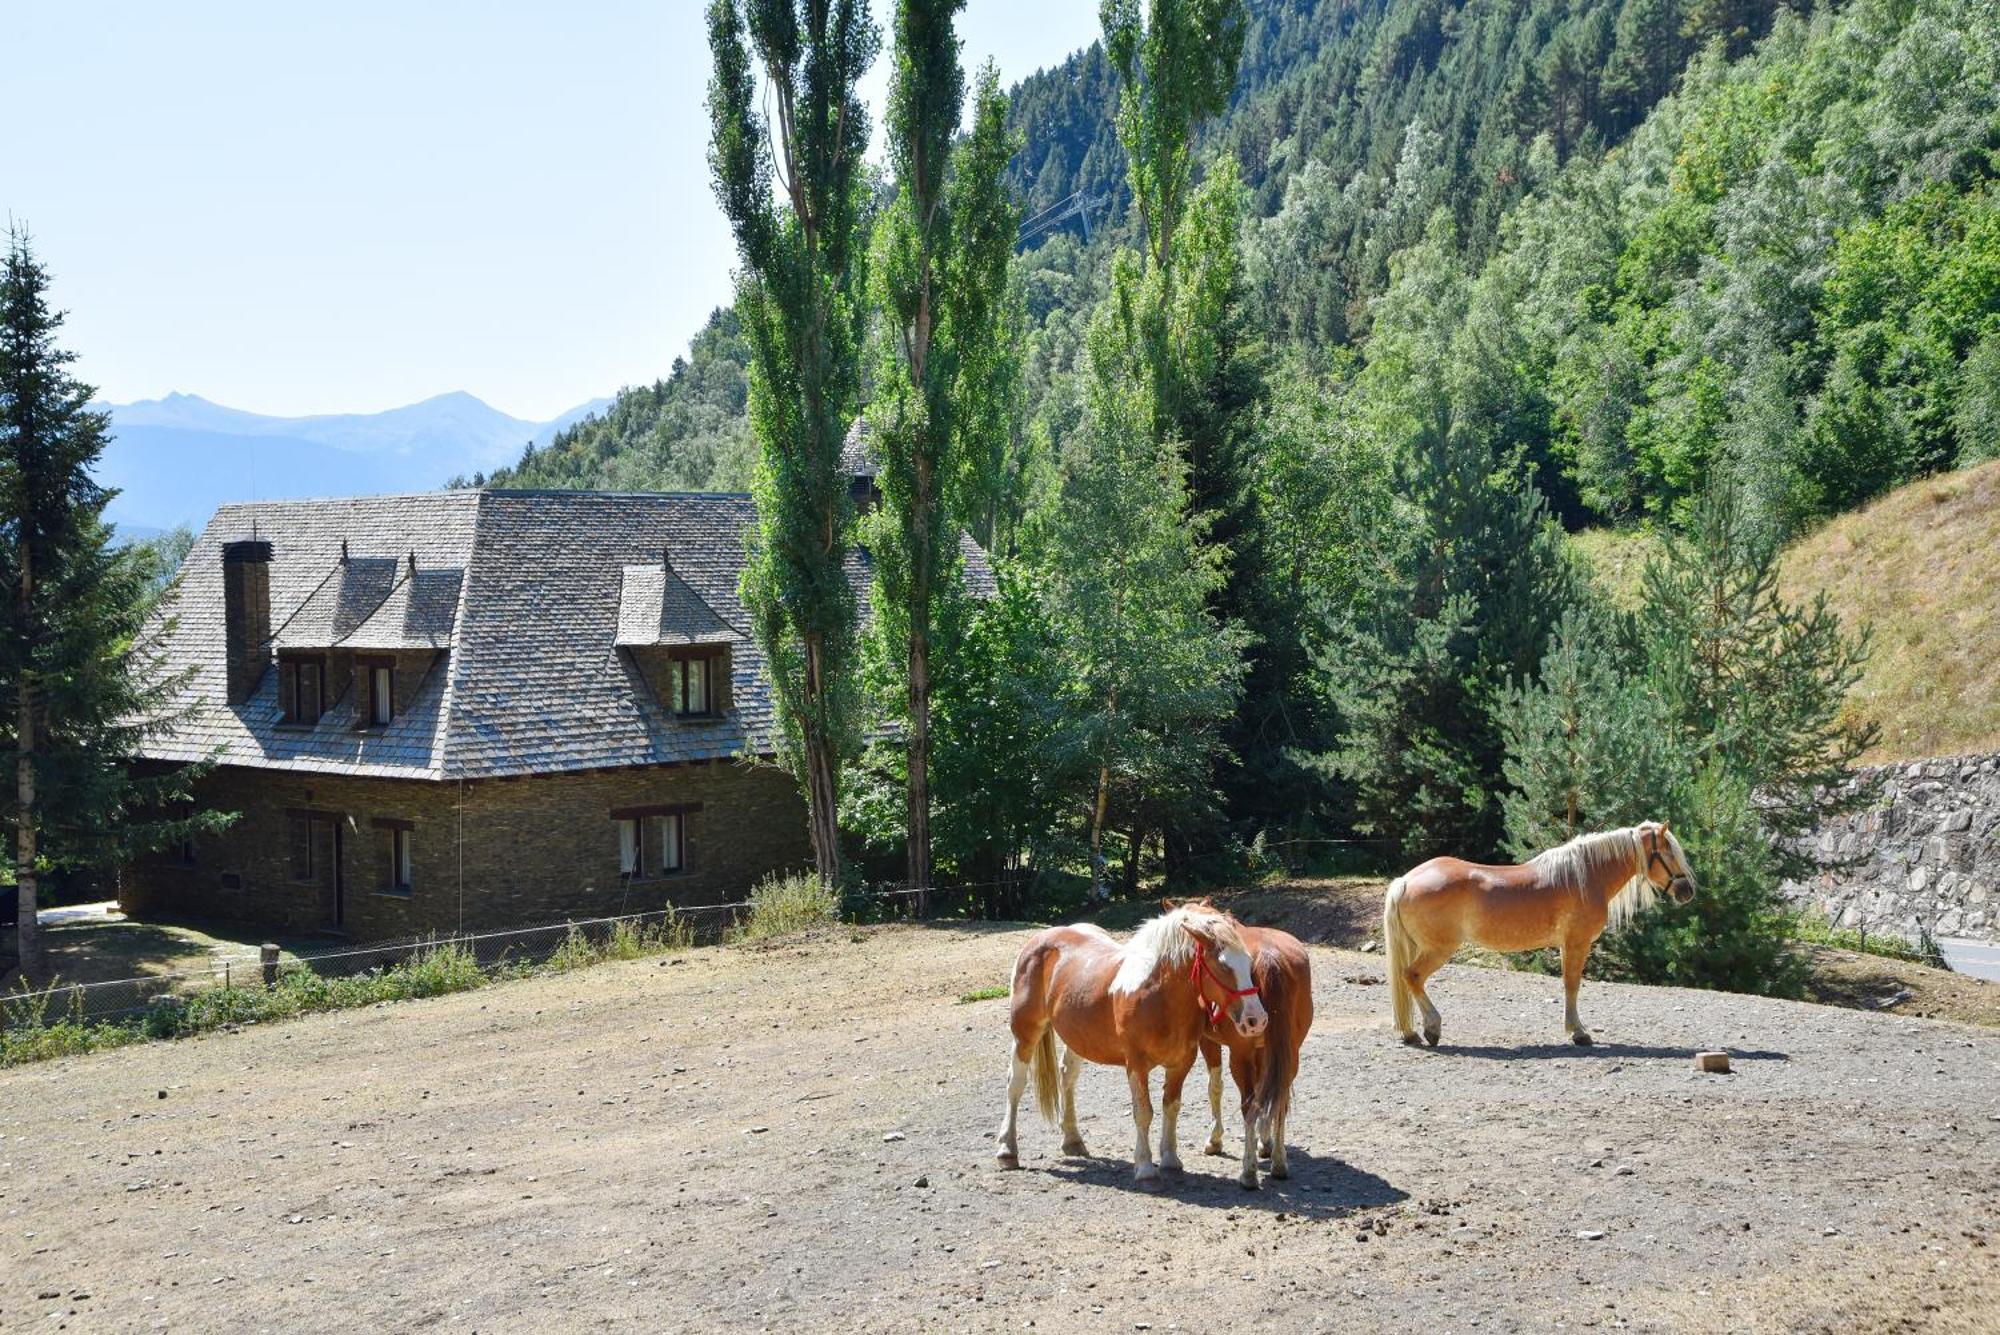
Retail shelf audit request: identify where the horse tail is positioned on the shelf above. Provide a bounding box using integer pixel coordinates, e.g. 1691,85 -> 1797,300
1384,877 -> 1417,1040
1029,1025 -> 1062,1126
1251,958 -> 1301,1130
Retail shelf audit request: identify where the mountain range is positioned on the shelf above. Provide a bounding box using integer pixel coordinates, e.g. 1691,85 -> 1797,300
97,390 -> 609,534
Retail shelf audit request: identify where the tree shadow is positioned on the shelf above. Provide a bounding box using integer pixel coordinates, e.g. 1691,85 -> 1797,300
1426,1040 -> 1790,1063
1036,1146 -> 1405,1219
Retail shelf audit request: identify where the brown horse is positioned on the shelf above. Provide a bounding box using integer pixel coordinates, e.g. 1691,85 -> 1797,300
1198,923 -> 1313,1190
1384,821 -> 1696,1047
997,903 -> 1268,1183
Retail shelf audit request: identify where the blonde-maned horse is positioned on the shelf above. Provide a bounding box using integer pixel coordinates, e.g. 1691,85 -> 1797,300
1384,821 -> 1696,1047
997,902 -> 1268,1184
1197,923 -> 1313,1190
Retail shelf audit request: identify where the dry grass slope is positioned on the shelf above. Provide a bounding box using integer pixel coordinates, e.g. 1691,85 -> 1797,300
1567,460 -> 2000,764
1779,459 -> 2000,763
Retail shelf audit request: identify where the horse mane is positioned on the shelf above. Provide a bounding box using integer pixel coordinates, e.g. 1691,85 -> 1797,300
1109,905 -> 1244,995
1530,827 -> 1657,932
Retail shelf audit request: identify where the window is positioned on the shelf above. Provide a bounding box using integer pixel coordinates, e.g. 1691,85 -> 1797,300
660,811 -> 684,875
618,818 -> 643,877
176,834 -> 197,866
287,814 -> 315,882
388,827 -> 413,893
669,655 -> 710,716
281,658 -> 325,726
368,664 -> 393,727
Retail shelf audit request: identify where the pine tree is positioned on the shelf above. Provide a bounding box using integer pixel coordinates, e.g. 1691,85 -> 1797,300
1322,415 -> 1577,863
867,0 -> 1018,906
706,0 -> 879,890
1,230 -> 224,974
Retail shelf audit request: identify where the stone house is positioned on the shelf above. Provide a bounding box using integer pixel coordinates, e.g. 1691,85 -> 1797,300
123,485 -> 964,938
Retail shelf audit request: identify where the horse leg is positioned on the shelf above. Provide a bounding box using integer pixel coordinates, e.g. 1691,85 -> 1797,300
1267,1086 -> 1292,1180
1232,1048 -> 1259,1190
995,1036 -> 1033,1167
1562,937 -> 1596,1046
1159,1059 -> 1192,1175
1410,948 -> 1450,1046
1201,1037 -> 1226,1155
1059,1044 -> 1088,1156
1126,1064 -> 1160,1185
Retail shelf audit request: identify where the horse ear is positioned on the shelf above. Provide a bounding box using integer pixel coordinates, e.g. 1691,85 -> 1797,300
1160,896 -> 1176,913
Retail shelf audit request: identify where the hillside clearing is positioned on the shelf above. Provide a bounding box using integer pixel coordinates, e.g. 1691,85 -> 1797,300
3,923 -> 1995,1332
1779,461 -> 2000,763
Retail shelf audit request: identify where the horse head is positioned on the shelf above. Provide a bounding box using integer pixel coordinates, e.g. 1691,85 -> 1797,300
1178,905 -> 1269,1040
1637,821 -> 1696,904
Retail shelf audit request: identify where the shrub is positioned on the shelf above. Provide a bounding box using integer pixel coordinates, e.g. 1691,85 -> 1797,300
732,872 -> 841,942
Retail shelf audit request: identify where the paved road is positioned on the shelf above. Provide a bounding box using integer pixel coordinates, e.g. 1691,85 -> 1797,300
1941,936 -> 2000,982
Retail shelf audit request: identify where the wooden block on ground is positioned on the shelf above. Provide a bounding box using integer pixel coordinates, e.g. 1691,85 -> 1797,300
1693,1050 -> 1731,1074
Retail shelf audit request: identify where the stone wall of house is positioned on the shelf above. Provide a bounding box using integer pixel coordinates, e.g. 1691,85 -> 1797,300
1783,753 -> 2000,943
122,759 -> 813,939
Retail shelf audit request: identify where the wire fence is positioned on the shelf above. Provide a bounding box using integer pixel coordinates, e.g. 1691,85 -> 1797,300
5,883 -> 937,1032
5,843 -> 1397,1035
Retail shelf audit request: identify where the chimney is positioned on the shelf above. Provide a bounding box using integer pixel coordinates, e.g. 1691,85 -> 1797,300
221,540 -> 273,705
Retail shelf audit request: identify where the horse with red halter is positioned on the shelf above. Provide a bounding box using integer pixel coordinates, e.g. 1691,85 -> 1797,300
1197,922 -> 1313,1190
1384,821 -> 1696,1047
996,902 -> 1268,1184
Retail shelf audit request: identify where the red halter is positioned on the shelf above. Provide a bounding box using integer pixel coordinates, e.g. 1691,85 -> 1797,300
1191,939 -> 1260,1026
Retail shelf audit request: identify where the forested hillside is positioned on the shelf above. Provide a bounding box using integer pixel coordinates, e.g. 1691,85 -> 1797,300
492,0 -> 1813,495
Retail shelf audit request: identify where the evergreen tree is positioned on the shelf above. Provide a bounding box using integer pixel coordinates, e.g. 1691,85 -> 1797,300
1,231 -> 225,973
1498,483 -> 1876,995
707,0 -> 880,889
867,0 -> 1019,904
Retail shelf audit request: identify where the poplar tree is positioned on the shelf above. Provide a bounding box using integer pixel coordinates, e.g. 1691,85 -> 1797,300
706,0 -> 879,889
867,0 -> 1018,906
1,231 -> 222,974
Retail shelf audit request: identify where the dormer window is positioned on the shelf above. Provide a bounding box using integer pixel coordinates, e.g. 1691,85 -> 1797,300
359,659 -> 394,728
669,655 -> 711,717
279,655 -> 325,726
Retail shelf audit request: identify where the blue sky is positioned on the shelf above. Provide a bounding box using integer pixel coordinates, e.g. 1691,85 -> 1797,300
5,1 -> 1103,422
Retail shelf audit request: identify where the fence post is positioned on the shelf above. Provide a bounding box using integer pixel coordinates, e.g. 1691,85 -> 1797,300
261,943 -> 280,990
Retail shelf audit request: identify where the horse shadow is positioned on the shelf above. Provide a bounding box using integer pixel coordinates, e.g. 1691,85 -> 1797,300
1426,1040 -> 1790,1063
1038,1146 -> 1405,1220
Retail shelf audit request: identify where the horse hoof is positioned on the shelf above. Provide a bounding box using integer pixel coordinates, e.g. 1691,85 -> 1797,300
1270,1163 -> 1290,1180
1203,1140 -> 1226,1157
1399,1032 -> 1423,1048
995,1150 -> 1020,1169
1571,1031 -> 1594,1047
1061,1139 -> 1088,1157
1134,1165 -> 1163,1187
1161,1160 -> 1185,1176
1423,1029 -> 1440,1048
1238,1174 -> 1260,1191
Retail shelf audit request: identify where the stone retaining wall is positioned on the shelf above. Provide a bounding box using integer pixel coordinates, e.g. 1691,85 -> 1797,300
1784,753 -> 2000,944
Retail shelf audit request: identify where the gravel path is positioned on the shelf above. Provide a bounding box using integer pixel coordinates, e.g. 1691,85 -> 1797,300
3,922 -> 1996,1332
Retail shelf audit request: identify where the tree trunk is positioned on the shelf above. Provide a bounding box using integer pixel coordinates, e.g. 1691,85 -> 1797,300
13,541 -> 37,975
1090,763 -> 1111,899
906,617 -> 932,916
802,633 -> 842,893
906,452 -> 934,916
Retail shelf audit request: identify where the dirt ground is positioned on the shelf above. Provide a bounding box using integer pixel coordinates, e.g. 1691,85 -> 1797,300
3,922 -> 1997,1333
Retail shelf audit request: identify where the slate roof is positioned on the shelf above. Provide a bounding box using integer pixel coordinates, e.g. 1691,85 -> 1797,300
614,564 -> 745,648
138,488 -> 992,782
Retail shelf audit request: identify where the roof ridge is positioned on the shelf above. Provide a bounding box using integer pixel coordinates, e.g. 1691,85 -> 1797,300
433,493 -> 492,778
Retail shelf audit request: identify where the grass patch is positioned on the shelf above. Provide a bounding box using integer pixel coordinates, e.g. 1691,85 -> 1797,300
730,872 -> 841,943
1793,912 -> 1947,969
1569,526 -> 1662,611
957,984 -> 1009,1004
